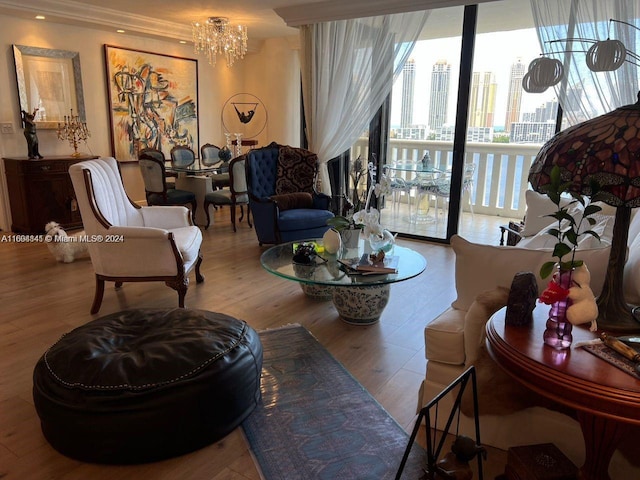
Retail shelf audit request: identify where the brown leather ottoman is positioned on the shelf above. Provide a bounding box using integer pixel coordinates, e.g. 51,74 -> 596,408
33,309 -> 263,464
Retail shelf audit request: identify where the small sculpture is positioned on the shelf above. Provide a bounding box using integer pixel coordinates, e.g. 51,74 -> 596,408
505,271 -> 538,326
435,435 -> 486,480
21,109 -> 43,159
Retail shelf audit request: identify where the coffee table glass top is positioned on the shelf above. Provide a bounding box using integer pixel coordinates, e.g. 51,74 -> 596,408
260,240 -> 427,287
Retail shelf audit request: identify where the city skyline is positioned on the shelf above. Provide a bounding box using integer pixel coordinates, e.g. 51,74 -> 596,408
393,57 -> 558,143
390,27 -> 557,131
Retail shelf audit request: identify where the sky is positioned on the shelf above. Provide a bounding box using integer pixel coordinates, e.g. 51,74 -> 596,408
390,27 -> 558,130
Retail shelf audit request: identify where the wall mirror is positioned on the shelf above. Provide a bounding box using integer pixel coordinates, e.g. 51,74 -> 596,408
12,45 -> 86,129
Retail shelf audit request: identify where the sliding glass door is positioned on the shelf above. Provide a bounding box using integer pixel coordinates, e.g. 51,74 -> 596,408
369,0 -> 559,244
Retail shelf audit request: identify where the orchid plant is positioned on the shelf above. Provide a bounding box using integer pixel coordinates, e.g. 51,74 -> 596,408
327,159 -> 393,249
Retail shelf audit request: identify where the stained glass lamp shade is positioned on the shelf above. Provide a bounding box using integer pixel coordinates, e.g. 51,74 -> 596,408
528,94 -> 640,333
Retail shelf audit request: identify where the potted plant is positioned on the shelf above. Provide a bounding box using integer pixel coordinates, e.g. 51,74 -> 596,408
326,158 -> 393,251
537,165 -> 603,348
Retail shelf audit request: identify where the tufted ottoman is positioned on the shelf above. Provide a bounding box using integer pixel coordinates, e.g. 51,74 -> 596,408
33,308 -> 263,464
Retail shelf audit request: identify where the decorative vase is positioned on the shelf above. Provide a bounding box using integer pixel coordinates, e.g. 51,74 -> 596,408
543,268 -> 573,350
322,228 -> 342,255
340,227 -> 360,251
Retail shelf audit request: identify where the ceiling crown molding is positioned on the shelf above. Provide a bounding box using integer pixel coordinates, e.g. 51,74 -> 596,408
275,0 -> 498,26
0,0 -> 191,41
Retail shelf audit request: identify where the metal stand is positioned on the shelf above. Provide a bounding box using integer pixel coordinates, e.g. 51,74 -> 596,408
396,366 -> 484,480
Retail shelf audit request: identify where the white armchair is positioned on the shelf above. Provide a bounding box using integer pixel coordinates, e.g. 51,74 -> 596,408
69,157 -> 204,314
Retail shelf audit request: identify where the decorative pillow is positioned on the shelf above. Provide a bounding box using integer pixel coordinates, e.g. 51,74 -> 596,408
521,212 -> 612,250
450,235 -> 611,311
269,192 -> 313,211
520,190 -> 576,237
275,145 -> 317,195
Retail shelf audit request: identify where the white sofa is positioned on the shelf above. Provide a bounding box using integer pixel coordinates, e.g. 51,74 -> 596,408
420,193 -> 640,478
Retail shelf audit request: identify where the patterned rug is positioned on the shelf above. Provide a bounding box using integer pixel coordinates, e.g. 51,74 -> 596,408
242,325 -> 426,479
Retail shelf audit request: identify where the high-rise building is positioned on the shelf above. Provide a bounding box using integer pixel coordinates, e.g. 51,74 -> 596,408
400,59 -> 416,129
469,72 -> 498,128
504,59 -> 525,133
429,60 -> 450,131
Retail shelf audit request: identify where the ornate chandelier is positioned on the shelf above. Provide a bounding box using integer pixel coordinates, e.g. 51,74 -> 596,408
192,17 -> 248,67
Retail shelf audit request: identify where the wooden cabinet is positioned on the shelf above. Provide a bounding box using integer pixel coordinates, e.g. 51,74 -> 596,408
3,155 -> 99,234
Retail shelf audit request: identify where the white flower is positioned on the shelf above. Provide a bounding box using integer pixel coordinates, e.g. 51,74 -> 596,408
351,209 -> 368,226
353,208 -> 383,237
374,174 -> 392,198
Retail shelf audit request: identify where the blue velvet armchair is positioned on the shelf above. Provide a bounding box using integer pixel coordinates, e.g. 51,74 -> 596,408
246,143 -> 334,245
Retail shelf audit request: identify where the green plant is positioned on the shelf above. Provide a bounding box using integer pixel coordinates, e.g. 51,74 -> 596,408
326,215 -> 363,232
538,165 -> 604,279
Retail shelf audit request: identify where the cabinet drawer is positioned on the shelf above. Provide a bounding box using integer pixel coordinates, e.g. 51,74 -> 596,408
23,161 -> 72,174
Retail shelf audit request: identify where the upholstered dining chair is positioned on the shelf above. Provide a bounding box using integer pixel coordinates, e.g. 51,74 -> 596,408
139,147 -> 175,189
138,153 -> 197,224
201,143 -> 230,189
245,142 -> 334,245
203,155 -> 252,231
170,146 -> 196,168
69,157 -> 204,314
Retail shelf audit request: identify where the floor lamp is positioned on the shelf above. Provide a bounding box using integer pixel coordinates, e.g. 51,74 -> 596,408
528,93 -> 640,333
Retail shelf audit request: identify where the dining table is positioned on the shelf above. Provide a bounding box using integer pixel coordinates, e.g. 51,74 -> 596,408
165,160 -> 226,226
384,160 -> 446,223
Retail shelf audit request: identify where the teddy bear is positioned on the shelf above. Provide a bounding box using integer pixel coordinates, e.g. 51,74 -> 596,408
566,264 -> 598,332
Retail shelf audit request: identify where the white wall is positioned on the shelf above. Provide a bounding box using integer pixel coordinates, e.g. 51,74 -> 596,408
0,14 -> 301,231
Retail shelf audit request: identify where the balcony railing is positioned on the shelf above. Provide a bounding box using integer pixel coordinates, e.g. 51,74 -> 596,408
352,138 -> 543,219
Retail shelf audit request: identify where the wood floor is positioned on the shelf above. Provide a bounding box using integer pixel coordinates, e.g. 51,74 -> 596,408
0,208 -> 508,479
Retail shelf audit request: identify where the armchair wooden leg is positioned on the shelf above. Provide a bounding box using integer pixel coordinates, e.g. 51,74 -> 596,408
195,253 -> 204,283
91,276 -> 105,314
204,200 -> 211,230
166,278 -> 189,308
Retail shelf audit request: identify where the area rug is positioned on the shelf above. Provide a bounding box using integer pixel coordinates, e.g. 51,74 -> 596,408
242,324 -> 426,479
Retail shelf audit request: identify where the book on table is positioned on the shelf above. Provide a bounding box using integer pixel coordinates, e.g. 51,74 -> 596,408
339,254 -> 399,274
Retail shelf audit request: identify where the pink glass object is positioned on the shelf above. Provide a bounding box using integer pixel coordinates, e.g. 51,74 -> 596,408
543,269 -> 573,350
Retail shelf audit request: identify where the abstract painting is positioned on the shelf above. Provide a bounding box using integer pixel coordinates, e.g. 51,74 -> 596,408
104,45 -> 198,161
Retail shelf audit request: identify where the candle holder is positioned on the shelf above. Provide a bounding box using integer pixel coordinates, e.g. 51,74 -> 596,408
57,109 -> 90,157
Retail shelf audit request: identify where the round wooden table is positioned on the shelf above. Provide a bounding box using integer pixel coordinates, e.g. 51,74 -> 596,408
486,306 -> 640,480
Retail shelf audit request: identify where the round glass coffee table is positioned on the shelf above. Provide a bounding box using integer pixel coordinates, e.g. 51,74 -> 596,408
260,240 -> 426,325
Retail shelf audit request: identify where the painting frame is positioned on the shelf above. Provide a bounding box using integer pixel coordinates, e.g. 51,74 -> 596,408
12,45 -> 86,130
104,45 -> 199,161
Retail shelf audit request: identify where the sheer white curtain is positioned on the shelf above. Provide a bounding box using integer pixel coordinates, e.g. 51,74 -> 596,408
300,12 -> 429,194
530,0 -> 640,126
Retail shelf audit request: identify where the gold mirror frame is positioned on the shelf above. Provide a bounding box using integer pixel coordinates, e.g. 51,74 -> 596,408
12,45 -> 86,129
